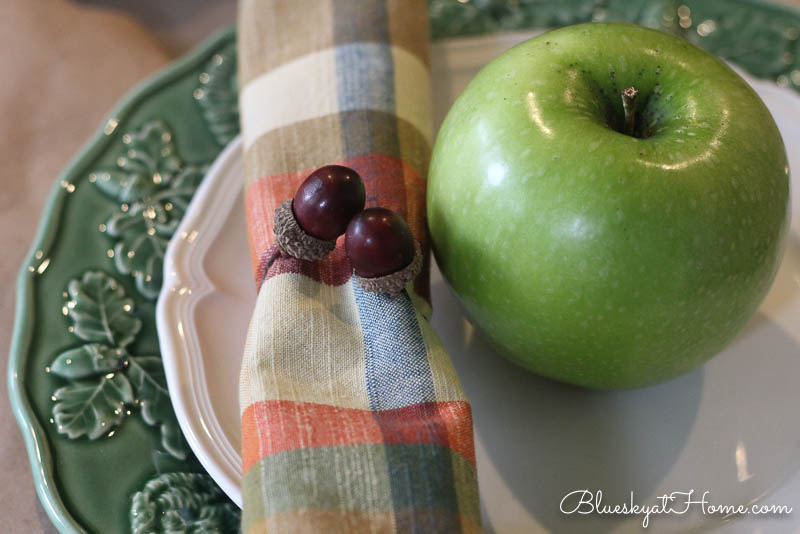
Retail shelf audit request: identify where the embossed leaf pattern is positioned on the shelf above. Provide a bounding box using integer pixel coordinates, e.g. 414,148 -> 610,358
50,343 -> 124,379
52,373 -> 134,440
66,270 -> 141,347
130,472 -> 240,534
51,271 -> 187,459
194,42 -> 239,146
90,120 -> 208,299
429,0 -> 606,39
428,0 -> 800,90
678,2 -> 800,84
111,229 -> 168,299
127,356 -> 187,459
92,121 -> 181,201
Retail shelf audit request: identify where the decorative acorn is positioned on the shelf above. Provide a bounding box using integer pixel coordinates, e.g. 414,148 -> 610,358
274,165 -> 365,261
345,207 -> 422,295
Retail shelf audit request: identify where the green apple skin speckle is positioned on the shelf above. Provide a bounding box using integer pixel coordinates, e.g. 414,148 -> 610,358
428,23 -> 790,390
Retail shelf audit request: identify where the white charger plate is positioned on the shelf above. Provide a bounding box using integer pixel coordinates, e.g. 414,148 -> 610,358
157,32 -> 800,533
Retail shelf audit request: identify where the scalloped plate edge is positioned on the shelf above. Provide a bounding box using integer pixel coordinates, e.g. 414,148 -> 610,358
156,135 -> 245,507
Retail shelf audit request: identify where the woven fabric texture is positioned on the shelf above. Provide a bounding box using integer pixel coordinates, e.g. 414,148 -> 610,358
238,0 -> 480,532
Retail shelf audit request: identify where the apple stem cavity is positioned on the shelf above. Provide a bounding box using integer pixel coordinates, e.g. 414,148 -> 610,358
621,86 -> 639,137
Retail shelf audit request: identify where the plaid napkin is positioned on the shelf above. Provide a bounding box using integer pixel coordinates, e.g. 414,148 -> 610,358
237,0 -> 481,532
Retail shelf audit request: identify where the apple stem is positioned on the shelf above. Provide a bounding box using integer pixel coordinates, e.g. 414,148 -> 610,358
621,86 -> 639,137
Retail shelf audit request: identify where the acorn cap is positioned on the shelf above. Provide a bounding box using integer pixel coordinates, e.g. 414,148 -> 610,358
273,199 -> 336,261
354,241 -> 422,296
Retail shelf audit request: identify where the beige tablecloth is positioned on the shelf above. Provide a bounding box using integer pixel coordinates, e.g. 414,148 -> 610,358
0,1 -> 233,530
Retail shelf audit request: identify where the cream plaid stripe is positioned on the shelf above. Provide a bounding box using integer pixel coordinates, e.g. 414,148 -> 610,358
238,1 -> 481,532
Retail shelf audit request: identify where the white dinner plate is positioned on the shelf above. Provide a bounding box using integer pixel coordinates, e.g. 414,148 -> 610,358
157,32 -> 800,533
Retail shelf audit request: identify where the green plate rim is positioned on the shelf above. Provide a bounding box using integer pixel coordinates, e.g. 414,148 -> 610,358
7,27 -> 237,534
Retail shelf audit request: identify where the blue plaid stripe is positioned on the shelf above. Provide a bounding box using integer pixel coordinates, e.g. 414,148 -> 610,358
353,283 -> 435,411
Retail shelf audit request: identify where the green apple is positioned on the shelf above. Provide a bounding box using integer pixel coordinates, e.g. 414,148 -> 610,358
428,23 -> 790,389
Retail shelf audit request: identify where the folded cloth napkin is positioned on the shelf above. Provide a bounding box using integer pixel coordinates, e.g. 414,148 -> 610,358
237,1 -> 481,532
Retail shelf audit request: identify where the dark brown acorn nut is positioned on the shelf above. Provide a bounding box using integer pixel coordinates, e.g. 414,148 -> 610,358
345,207 -> 422,295
273,165 -> 365,261
294,165 -> 366,240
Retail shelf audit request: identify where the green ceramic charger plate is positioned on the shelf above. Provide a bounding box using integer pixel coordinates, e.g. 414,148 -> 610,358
9,1 -> 800,533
